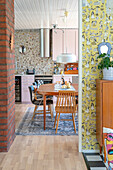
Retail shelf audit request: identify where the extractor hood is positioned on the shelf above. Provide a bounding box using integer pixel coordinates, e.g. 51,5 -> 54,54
40,29 -> 50,57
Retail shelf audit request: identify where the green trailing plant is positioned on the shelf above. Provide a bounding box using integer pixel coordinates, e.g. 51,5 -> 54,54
97,53 -> 113,70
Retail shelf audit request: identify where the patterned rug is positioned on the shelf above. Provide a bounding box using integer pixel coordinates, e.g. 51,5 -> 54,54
16,107 -> 78,136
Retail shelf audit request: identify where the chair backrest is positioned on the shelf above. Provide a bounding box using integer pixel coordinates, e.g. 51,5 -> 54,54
28,85 -> 36,103
29,85 -> 42,103
36,80 -> 44,89
33,82 -> 38,88
56,91 -> 76,113
32,82 -> 43,100
28,86 -> 33,103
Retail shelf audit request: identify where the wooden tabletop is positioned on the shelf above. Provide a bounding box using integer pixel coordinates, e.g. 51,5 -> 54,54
37,83 -> 78,130
37,83 -> 78,96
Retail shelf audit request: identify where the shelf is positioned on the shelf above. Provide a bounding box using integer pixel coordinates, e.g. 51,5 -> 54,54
64,70 -> 78,74
64,63 -> 78,74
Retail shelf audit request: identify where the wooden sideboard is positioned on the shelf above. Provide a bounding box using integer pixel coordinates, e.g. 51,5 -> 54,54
96,79 -> 113,146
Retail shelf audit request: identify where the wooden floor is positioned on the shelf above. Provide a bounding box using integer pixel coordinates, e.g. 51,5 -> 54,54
0,104 -> 87,170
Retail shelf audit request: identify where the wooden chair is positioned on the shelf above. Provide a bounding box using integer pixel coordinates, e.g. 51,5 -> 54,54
29,85 -> 53,120
54,91 -> 77,134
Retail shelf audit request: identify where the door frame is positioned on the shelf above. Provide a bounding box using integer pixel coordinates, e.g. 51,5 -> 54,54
13,0 -> 83,152
78,0 -> 82,152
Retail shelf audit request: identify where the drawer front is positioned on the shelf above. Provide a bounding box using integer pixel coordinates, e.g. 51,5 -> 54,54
22,76 -> 34,83
21,75 -> 34,102
21,93 -> 30,102
21,88 -> 31,102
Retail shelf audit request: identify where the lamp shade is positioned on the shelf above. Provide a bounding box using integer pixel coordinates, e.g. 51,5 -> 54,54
57,53 -> 77,64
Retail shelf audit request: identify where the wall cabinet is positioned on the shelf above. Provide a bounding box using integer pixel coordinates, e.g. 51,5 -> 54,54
52,29 -> 63,61
52,29 -> 78,61
96,79 -> 113,146
64,29 -> 78,56
21,75 -> 34,103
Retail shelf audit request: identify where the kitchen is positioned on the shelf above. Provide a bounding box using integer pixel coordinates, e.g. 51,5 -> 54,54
13,0 -> 79,136
14,4 -> 78,104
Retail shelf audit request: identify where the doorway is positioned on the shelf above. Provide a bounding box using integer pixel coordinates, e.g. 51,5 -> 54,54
14,0 -> 82,151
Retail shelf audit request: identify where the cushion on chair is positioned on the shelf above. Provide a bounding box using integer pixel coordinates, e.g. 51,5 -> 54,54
32,81 -> 53,105
33,99 -> 43,105
33,98 -> 53,105
33,83 -> 53,100
46,99 -> 53,105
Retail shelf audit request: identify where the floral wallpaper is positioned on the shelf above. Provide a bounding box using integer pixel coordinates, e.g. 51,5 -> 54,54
82,0 -> 113,150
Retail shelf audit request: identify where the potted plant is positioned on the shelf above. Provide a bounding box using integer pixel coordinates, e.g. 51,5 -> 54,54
97,53 -> 113,80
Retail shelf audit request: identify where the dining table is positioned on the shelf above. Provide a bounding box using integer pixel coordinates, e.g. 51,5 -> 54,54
37,83 -> 78,130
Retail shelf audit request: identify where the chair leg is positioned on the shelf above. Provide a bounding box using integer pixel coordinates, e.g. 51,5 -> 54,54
54,112 -> 58,128
55,113 -> 60,134
49,104 -> 53,120
32,105 -> 37,120
48,105 -> 50,111
76,105 -> 78,117
72,113 -> 76,133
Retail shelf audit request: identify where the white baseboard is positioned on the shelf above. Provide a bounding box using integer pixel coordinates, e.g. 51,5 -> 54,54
82,150 -> 100,153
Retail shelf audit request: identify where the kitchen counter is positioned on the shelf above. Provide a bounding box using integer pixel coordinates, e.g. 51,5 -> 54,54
15,74 -> 53,76
15,74 -> 34,76
15,74 -> 78,76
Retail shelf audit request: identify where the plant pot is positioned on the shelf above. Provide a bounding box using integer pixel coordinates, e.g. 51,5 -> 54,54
103,67 -> 113,80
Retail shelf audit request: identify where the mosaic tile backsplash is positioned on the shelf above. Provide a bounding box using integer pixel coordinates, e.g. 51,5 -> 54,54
82,0 -> 113,150
15,29 -> 54,75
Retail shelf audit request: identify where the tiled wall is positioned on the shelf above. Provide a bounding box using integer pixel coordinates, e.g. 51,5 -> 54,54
82,0 -> 113,150
15,29 -> 54,75
0,0 -> 15,152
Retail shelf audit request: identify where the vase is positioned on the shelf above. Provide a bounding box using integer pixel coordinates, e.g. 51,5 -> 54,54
103,67 -> 113,80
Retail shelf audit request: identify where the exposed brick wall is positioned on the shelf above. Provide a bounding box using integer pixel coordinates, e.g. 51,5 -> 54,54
0,0 -> 15,152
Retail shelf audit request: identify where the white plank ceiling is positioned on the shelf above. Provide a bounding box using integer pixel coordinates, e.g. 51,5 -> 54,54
14,0 -> 78,30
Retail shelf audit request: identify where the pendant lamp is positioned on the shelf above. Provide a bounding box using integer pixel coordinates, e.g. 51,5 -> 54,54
57,53 -> 77,64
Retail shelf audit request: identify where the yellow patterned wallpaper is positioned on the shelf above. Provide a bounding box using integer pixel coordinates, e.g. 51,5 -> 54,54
82,0 -> 113,150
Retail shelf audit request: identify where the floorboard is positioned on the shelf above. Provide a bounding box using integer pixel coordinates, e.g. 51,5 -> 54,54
0,104 -> 87,170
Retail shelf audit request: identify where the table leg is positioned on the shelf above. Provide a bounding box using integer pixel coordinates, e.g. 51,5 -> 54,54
43,95 -> 46,130
104,144 -> 106,163
100,145 -> 102,154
